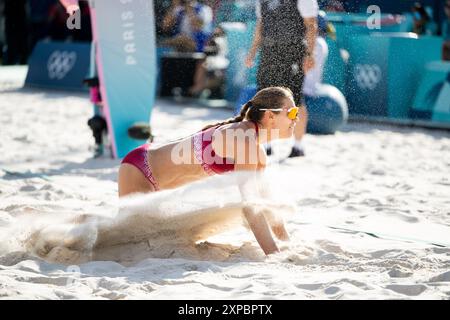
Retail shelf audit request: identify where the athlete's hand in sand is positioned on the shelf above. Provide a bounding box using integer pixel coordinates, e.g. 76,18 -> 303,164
271,223 -> 290,241
258,208 -> 290,241
243,205 -> 280,255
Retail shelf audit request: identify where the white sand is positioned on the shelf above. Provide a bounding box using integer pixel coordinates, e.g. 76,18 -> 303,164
1,66 -> 450,300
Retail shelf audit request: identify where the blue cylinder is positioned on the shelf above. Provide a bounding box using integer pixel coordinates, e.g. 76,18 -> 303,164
305,84 -> 349,134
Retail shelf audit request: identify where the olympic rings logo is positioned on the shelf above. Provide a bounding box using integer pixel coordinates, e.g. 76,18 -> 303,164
47,50 -> 77,80
354,64 -> 382,91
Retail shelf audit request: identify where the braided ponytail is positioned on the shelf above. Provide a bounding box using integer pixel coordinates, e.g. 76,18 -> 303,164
200,86 -> 294,131
202,100 -> 253,130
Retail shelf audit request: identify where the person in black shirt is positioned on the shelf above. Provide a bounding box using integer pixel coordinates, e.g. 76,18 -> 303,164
246,0 -> 318,157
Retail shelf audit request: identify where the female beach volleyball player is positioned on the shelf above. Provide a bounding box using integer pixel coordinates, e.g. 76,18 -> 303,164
118,87 -> 300,255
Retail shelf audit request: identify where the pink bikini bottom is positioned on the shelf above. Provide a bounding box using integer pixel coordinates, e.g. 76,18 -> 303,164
121,144 -> 160,191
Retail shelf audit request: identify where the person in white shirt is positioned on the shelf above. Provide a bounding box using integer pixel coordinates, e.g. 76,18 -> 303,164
303,10 -> 332,97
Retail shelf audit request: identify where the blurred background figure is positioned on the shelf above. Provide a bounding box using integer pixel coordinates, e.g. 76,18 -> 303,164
443,0 -> 450,40
70,1 -> 92,42
303,10 -> 335,97
47,0 -> 70,41
443,0 -> 450,61
161,0 -> 213,52
246,0 -> 319,158
188,26 -> 229,98
318,0 -> 345,12
155,0 -> 172,41
1,0 -> 92,65
3,0 -> 28,65
411,2 -> 437,36
28,0 -> 54,54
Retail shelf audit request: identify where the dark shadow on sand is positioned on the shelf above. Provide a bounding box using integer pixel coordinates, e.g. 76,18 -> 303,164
1,156 -> 120,183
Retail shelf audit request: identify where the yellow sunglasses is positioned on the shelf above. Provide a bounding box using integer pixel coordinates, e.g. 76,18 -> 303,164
260,106 -> 299,120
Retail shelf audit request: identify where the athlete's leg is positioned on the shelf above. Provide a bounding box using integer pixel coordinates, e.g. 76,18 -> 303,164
118,163 -> 156,197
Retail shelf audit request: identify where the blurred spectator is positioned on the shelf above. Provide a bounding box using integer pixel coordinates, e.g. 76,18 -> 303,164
443,0 -> 450,61
71,1 -> 92,42
443,0 -> 450,40
161,0 -> 213,52
303,11 -> 336,97
0,1 -> 5,63
47,1 -> 70,40
412,2 -> 437,35
188,26 -> 229,98
319,0 -> 345,12
155,0 -> 172,40
213,0 -> 234,24
28,0 -> 54,52
245,0 -> 319,158
3,0 -> 28,65
202,0 -> 222,20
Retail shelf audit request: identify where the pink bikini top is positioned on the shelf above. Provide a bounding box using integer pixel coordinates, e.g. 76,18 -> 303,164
193,121 -> 259,175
